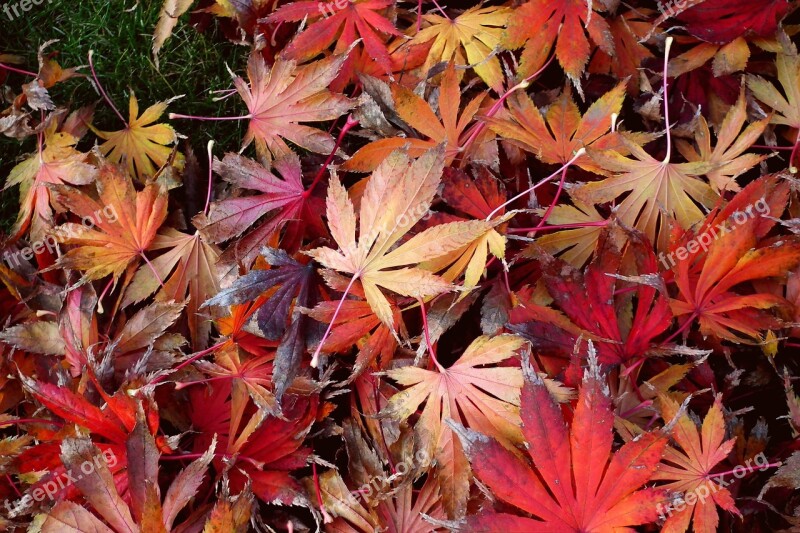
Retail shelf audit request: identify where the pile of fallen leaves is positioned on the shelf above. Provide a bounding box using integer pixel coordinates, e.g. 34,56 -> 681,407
3,0 -> 800,531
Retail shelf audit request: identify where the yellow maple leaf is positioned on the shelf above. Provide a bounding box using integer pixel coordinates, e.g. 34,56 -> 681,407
90,90 -> 181,181
411,5 -> 510,91
307,147 -> 493,329
534,195 -> 606,267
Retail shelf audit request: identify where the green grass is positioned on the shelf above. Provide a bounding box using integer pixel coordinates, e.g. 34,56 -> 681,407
0,0 -> 247,232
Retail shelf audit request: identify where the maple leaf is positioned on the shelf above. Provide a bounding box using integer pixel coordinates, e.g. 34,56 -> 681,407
652,394 -> 740,533
588,8 -> 657,93
303,417 -> 446,529
487,82 -> 629,174
534,193 -> 606,267
267,0 -> 402,76
36,413 -> 218,533
419,166 -> 508,291
510,226 -> 673,369
89,90 -> 181,182
747,38 -> 800,164
0,321 -> 64,357
188,382 -> 318,505
180,51 -> 353,163
193,152 -> 324,274
153,0 -> 195,65
305,277 -> 400,381
450,346 -> 669,532
676,0 -> 792,44
502,0 -> 614,89
5,117 -> 97,243
204,247 -> 321,400
307,147 -> 493,328
49,162 -> 169,283
676,88 -> 770,193
313,469 -> 446,532
123,228 -> 221,350
576,136 -> 717,250
336,37 -> 431,92
381,334 -> 571,518
668,175 -> 800,343
1,287 -> 105,377
190,339 -> 318,418
59,286 -> 99,376
17,376 -> 169,497
206,247 -> 313,340
18,42 -> 82,112
343,62 -> 491,172
612,362 -> 695,427
108,299 -> 186,375
411,5 -> 510,91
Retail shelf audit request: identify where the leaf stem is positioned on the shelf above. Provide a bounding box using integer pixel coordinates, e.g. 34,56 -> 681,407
205,140 -> 215,216
88,50 -> 127,126
168,112 -> 253,121
418,297 -> 444,372
507,220 -> 609,233
0,62 -> 37,77
4,474 -> 21,499
311,274 -> 358,368
486,147 -> 586,221
312,459 -> 334,523
459,54 -> 554,158
663,310 -> 698,345
141,252 -> 167,291
96,277 -> 115,314
532,162 -> 569,231
305,115 -> 358,198
149,341 -> 226,386
750,145 -> 794,151
619,399 -> 653,419
789,129 -> 800,173
429,0 -> 451,20
662,36 -> 674,164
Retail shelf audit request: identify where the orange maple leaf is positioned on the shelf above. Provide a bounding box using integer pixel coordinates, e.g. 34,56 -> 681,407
381,334 -> 555,518
502,0 -> 614,89
5,118 -> 96,244
653,394 -> 740,533
486,82 -> 630,174
343,62 -> 491,172
50,162 -> 168,283
669,175 -> 800,342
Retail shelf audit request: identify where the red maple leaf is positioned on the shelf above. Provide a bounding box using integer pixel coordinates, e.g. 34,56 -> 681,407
450,348 -> 669,531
